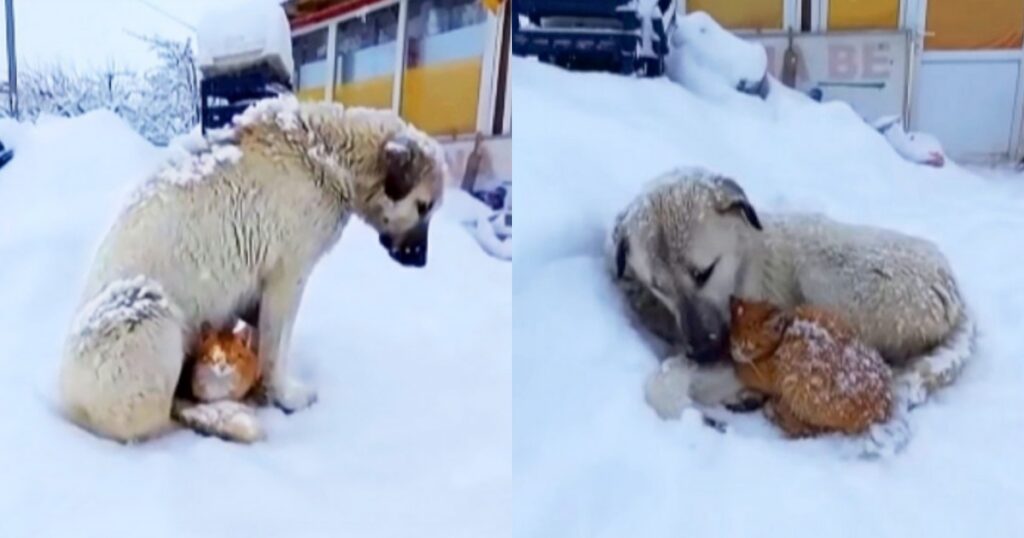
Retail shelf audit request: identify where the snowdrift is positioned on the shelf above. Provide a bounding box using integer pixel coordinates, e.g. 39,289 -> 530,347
513,57 -> 1024,537
0,112 -> 510,536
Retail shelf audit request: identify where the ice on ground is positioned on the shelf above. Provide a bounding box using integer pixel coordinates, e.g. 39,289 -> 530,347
0,111 -> 509,537
513,56 -> 1024,537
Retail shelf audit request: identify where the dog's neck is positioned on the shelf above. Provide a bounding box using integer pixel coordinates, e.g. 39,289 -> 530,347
237,103 -> 402,218
737,217 -> 801,307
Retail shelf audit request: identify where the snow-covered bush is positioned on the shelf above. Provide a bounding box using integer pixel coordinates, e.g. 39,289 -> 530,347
6,35 -> 200,145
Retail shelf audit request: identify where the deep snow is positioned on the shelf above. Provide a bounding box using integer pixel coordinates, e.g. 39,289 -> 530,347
0,110 -> 510,537
513,57 -> 1024,537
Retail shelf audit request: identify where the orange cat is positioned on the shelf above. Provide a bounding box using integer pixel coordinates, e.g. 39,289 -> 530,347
728,297 -> 892,438
190,321 -> 261,402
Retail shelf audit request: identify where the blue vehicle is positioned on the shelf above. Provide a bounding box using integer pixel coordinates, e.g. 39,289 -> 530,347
512,0 -> 675,76
199,63 -> 292,133
196,1 -> 295,132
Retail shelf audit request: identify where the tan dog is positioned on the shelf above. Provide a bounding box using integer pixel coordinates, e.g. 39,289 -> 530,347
729,297 -> 893,437
59,96 -> 448,443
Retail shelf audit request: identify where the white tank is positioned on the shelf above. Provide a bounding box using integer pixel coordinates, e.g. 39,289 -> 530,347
196,0 -> 295,83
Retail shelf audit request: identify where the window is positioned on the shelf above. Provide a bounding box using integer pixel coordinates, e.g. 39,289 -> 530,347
828,0 -> 899,31
334,5 -> 400,109
293,28 -> 328,101
925,0 -> 1024,50
401,0 -> 488,136
687,0 -> 784,30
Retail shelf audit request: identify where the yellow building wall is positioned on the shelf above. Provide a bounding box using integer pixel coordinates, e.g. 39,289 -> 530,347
297,87 -> 326,102
688,0 -> 784,30
293,60 -> 482,136
401,58 -> 482,136
334,77 -> 394,109
828,0 -> 899,30
925,0 -> 1024,50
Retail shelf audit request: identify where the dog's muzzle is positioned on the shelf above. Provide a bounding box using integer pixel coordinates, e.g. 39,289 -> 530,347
679,299 -> 728,364
379,222 -> 428,268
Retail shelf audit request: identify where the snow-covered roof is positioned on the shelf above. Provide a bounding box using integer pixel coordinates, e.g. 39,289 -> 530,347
197,0 -> 295,82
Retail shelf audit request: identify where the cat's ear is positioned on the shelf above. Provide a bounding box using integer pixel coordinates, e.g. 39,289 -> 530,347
767,311 -> 790,334
236,324 -> 256,350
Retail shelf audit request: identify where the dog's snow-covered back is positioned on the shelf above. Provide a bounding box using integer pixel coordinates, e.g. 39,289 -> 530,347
59,96 -> 448,442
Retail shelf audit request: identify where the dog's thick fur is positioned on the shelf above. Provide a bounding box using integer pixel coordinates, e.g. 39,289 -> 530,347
59,97 -> 447,442
609,167 -> 975,420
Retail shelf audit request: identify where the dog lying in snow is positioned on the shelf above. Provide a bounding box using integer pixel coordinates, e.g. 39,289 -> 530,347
59,96 -> 448,443
729,297 -> 892,437
611,168 -> 974,429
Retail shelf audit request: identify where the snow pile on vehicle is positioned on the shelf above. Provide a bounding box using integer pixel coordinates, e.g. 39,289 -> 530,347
196,0 -> 294,82
666,11 -> 770,101
0,111 -> 509,537
513,54 -> 1024,537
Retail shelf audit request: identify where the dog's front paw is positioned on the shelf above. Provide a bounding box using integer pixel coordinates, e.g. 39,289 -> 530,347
724,389 -> 767,413
644,358 -> 694,420
272,378 -> 318,414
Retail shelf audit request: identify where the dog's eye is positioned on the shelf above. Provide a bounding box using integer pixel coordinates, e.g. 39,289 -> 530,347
417,200 -> 432,217
691,259 -> 718,287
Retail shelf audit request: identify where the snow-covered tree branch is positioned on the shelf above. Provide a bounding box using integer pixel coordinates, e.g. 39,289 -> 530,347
5,34 -> 200,145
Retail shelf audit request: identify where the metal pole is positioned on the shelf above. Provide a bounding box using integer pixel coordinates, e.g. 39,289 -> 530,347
5,0 -> 17,118
391,0 -> 408,114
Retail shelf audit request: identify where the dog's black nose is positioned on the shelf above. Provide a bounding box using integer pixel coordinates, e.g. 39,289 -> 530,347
379,233 -> 394,250
687,342 -> 725,365
388,243 -> 426,267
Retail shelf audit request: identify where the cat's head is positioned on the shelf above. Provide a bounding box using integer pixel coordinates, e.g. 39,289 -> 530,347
728,296 -> 789,364
196,322 -> 255,364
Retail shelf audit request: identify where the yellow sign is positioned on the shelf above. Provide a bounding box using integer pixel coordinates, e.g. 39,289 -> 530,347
482,0 -> 503,14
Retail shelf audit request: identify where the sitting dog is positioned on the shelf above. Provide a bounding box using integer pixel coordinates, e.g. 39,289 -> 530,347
59,96 -> 448,443
729,296 -> 893,437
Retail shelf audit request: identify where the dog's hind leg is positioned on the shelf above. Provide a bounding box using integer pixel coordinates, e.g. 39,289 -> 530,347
894,309 -> 977,409
59,277 -> 185,443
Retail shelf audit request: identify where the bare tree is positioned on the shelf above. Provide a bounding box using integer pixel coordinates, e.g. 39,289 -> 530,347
4,34 -> 201,146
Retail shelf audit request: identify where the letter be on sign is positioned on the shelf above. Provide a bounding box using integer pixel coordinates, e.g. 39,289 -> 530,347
862,42 -> 891,79
828,44 -> 858,80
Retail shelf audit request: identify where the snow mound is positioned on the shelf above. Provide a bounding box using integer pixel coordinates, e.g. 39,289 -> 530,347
514,56 -> 1024,537
444,188 -> 513,261
0,111 -> 509,537
197,0 -> 294,82
666,11 -> 769,102
875,115 -> 946,167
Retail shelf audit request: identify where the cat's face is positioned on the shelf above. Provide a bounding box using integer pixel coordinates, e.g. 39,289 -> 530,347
728,296 -> 788,364
192,323 -> 259,402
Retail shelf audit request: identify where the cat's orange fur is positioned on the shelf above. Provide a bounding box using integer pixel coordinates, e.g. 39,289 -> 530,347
729,297 -> 893,438
190,321 -> 261,402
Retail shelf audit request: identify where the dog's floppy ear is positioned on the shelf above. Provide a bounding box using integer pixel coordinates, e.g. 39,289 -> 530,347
615,236 -> 630,279
713,177 -> 762,231
381,135 -> 417,201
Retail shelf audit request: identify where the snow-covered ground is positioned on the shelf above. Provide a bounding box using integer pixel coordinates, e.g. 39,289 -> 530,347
0,111 -> 510,536
513,57 -> 1024,537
